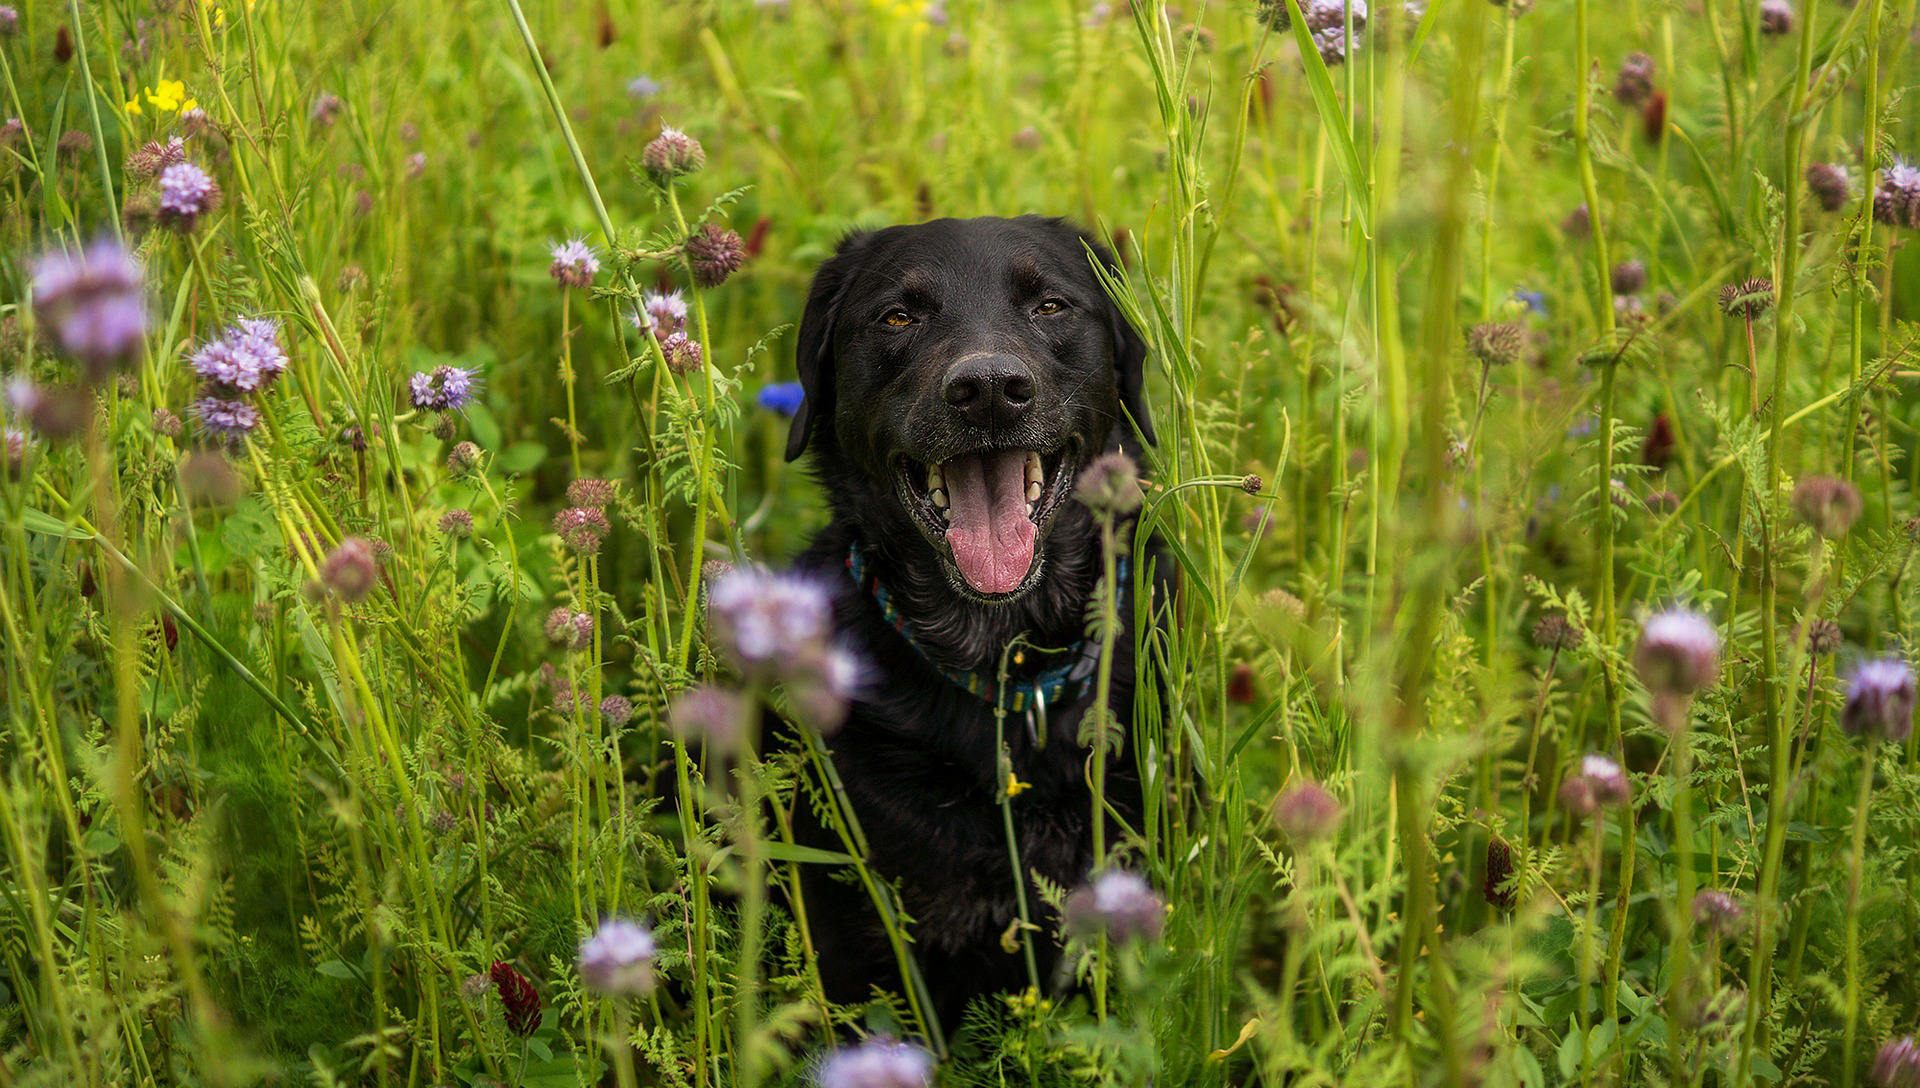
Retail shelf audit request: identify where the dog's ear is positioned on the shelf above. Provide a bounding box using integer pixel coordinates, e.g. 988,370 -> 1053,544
786,231 -> 870,462
1078,232 -> 1156,446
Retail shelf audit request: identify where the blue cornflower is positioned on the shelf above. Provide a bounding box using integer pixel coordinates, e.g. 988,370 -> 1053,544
409,365 -> 481,413
756,381 -> 805,418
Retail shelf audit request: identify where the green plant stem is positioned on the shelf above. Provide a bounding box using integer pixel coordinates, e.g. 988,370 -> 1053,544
1840,736 -> 1880,1088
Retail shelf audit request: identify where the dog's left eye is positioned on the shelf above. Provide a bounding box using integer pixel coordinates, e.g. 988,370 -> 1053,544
1033,298 -> 1067,316
882,310 -> 913,327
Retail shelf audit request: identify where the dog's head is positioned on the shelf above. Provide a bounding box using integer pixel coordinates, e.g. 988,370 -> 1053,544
787,215 -> 1152,603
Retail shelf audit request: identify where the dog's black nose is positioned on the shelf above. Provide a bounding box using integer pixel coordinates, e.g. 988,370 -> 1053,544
943,354 -> 1034,429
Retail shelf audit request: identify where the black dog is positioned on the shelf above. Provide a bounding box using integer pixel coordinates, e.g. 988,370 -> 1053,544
781,216 -> 1160,1030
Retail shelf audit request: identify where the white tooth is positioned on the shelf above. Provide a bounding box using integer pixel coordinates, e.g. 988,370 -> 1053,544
1025,480 -> 1041,502
928,463 -> 945,492
1026,501 -> 1037,518
930,487 -> 948,509
1025,451 -> 1043,485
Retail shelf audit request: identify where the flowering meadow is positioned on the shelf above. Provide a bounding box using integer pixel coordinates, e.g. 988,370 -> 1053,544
4,0 -> 1920,1085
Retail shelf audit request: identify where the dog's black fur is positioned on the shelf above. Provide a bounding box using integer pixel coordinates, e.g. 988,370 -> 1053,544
782,215 -> 1160,1029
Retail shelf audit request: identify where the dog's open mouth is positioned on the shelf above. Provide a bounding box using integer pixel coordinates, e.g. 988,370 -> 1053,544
897,443 -> 1077,596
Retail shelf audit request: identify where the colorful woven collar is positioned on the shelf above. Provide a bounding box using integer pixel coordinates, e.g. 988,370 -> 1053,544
844,544 -> 1119,714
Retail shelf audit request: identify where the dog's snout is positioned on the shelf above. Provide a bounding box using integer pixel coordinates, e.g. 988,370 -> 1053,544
943,354 -> 1034,429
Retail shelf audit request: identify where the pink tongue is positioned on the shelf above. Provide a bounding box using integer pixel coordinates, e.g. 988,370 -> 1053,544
943,449 -> 1037,595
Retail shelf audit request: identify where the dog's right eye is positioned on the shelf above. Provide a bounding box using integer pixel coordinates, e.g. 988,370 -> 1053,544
881,310 -> 913,327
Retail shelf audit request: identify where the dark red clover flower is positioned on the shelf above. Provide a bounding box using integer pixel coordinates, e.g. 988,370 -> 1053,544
488,961 -> 541,1036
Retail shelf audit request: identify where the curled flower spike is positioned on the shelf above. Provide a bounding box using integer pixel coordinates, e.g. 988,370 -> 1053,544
641,125 -> 705,182
544,607 -> 593,651
566,478 -> 616,508
320,537 -> 378,602
552,506 -> 611,554
1806,162 -> 1850,212
1063,869 -> 1166,943
1874,162 -> 1920,227
1634,608 -> 1720,698
577,917 -> 656,997
1841,659 -> 1916,743
1716,277 -> 1775,319
1613,52 -> 1654,108
599,695 -> 633,726
438,509 -> 474,537
1532,613 -> 1580,651
1610,259 -> 1647,296
1466,321 -> 1525,367
1758,0 -> 1792,34
685,223 -> 746,288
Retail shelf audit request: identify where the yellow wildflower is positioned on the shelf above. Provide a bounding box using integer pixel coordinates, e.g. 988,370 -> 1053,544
125,97 -> 143,117
144,80 -> 190,113
1005,772 -> 1031,799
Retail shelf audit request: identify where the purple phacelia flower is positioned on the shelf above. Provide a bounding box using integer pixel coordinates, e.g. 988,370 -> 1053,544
641,125 -> 705,182
1875,161 -> 1920,227
189,318 -> 288,394
125,136 -> 187,180
157,162 -> 220,231
577,917 -> 657,997
787,645 -> 865,734
309,92 -> 343,126
1063,869 -> 1166,943
627,75 -> 663,99
669,684 -> 747,750
565,478 -> 616,508
817,1038 -> 936,1088
1692,890 -> 1747,938
31,239 -> 149,373
1758,0 -> 1792,34
707,568 -> 833,679
660,331 -> 703,375
321,536 -> 378,602
548,237 -> 600,290
544,606 -> 594,651
1559,753 -> 1631,817
756,381 -> 805,418
189,395 -> 260,445
632,289 -> 689,336
438,509 -> 474,537
1273,780 -> 1343,843
1874,1036 -> 1920,1088
1634,608 -> 1721,698
408,365 -> 480,413
552,505 -> 611,554
599,695 -> 634,726
684,223 -> 746,288
1842,658 -> 1915,743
